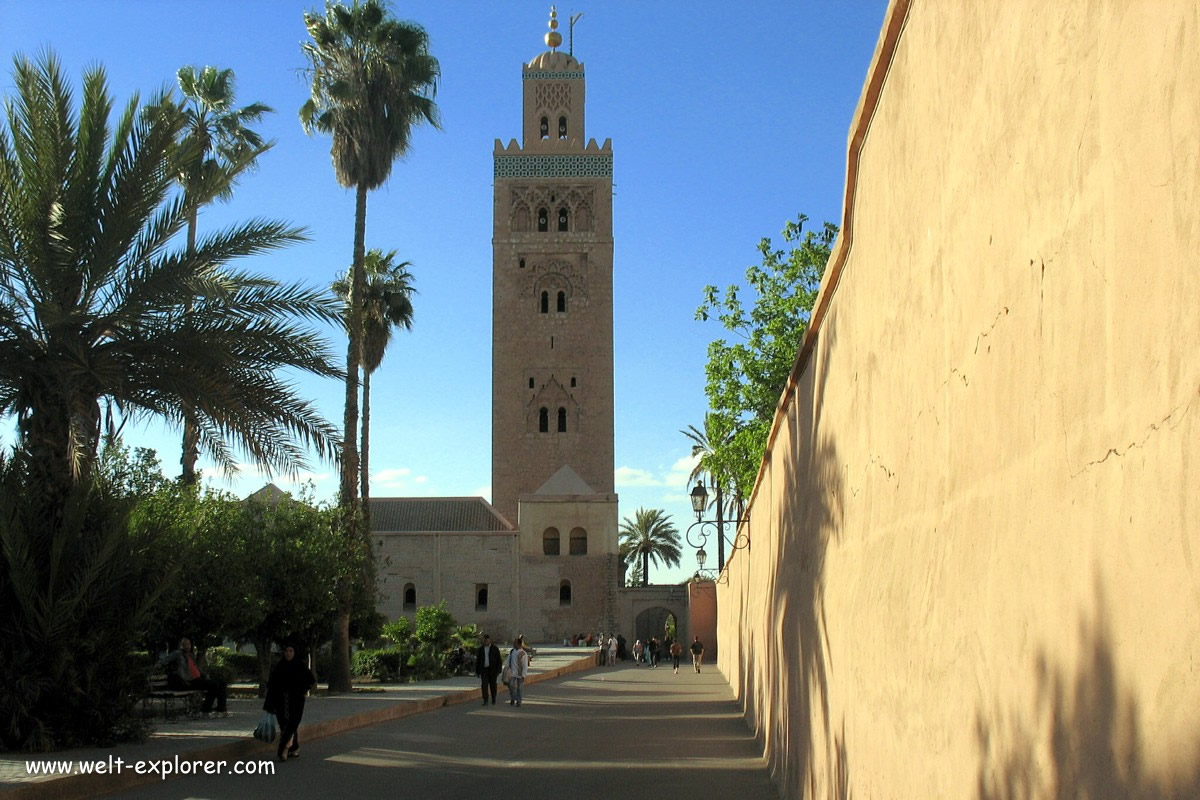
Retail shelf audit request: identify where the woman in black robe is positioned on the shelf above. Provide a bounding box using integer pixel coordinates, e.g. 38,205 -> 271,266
264,642 -> 317,762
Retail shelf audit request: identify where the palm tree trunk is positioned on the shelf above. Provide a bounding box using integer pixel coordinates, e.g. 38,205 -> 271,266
642,550 -> 649,587
180,209 -> 200,485
360,369 -> 370,514
330,181 -> 369,694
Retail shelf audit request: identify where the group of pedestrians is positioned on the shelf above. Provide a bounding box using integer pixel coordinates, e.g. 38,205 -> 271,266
631,635 -> 705,674
474,633 -> 531,707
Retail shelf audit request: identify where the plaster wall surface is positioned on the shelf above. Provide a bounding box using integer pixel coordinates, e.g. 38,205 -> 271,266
717,1 -> 1200,797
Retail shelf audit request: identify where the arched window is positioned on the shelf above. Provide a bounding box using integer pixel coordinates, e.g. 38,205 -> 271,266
557,207 -> 569,231
475,584 -> 488,611
514,207 -> 529,232
558,115 -> 568,139
559,580 -> 572,606
576,206 -> 591,231
537,207 -> 549,232
403,583 -> 416,611
543,527 -> 560,555
540,291 -> 549,314
529,377 -> 535,389
556,291 -> 566,313
557,407 -> 567,432
539,116 -> 549,139
569,527 -> 588,555
539,407 -> 549,433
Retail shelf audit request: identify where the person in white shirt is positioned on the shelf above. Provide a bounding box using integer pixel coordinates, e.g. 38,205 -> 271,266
506,636 -> 530,707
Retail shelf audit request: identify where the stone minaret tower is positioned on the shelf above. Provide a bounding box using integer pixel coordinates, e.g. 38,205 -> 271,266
491,8 -> 615,526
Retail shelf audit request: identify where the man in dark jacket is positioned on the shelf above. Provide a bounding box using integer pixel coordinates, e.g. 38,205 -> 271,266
475,634 -> 503,706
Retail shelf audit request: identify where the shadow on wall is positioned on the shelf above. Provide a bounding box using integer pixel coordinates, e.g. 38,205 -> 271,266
975,588 -> 1200,800
748,323 -> 851,799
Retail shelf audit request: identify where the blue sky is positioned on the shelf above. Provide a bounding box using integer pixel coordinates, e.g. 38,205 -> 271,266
1,1 -> 888,584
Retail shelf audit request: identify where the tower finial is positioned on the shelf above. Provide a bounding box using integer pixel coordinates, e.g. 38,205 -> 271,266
545,6 -> 562,51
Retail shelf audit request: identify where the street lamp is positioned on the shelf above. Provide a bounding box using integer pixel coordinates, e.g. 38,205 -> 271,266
685,480 -> 749,583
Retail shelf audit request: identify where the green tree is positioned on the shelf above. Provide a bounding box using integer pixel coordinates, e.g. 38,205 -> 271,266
0,52 -> 343,522
619,508 -> 682,587
0,448 -> 176,750
696,214 -> 837,499
172,65 -> 274,485
300,0 -> 441,692
333,249 -> 415,504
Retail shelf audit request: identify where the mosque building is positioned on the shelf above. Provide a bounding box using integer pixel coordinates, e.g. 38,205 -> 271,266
369,8 -> 621,643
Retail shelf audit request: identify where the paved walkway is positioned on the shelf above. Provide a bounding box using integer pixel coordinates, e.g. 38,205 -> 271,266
0,648 -> 778,799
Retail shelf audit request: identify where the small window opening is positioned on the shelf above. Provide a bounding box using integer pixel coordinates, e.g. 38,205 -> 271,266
540,291 -> 549,314
543,527 -> 560,556
539,116 -> 549,139
569,527 -> 588,555
558,207 -> 569,231
475,584 -> 488,611
550,336 -> 555,349
557,407 -> 567,432
529,377 -> 535,389
570,377 -> 576,387
558,116 -> 568,139
539,407 -> 549,433
519,258 -> 525,269
537,208 -> 549,232
559,580 -> 572,605
403,583 -> 416,611
557,291 -> 566,312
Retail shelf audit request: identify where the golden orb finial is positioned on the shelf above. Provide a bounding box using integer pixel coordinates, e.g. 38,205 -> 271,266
545,6 -> 562,50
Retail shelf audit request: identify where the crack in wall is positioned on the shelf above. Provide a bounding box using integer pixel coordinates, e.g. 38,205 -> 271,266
974,306 -> 1010,354
1069,394 -> 1197,478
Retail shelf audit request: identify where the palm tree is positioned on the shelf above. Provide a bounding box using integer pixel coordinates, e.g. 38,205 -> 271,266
173,65 -> 274,485
300,0 -> 441,692
333,249 -> 415,504
682,412 -> 734,570
619,508 -> 682,587
299,1 -> 441,509
0,52 -> 342,521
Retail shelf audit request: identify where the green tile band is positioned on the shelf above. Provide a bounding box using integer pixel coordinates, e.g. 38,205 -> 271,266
495,154 -> 613,179
524,71 -> 585,80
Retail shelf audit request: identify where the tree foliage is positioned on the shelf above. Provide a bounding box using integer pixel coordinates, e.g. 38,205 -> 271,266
0,51 -> 342,520
695,215 -> 837,501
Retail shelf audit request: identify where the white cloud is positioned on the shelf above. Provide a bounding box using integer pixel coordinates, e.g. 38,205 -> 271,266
614,466 -> 662,487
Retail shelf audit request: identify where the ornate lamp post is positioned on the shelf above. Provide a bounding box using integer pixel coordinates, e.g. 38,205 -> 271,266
685,480 -> 749,582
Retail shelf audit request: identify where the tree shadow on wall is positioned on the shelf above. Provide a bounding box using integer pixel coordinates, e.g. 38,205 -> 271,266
764,324 -> 851,799
975,590 -> 1200,800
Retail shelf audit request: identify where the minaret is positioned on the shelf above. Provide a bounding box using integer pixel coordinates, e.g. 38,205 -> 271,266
491,7 -> 615,526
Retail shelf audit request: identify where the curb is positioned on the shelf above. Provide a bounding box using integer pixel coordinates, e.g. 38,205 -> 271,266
3,652 -> 599,800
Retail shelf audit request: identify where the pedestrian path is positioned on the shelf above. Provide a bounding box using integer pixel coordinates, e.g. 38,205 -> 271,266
0,648 -> 777,799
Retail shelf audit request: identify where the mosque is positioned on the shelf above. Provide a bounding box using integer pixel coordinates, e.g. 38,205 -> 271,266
366,10 -> 683,645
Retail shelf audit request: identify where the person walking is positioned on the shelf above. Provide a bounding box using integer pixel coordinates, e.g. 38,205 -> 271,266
648,637 -> 660,668
607,634 -> 618,666
632,639 -> 644,665
506,635 -> 530,707
690,636 -> 706,673
160,637 -> 228,717
670,639 -> 683,674
475,634 -> 502,706
264,642 -> 317,762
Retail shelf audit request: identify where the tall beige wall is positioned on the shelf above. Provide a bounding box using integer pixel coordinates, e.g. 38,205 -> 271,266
718,1 -> 1200,797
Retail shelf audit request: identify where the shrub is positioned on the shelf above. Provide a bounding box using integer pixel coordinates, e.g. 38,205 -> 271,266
206,647 -> 258,681
351,648 -> 403,681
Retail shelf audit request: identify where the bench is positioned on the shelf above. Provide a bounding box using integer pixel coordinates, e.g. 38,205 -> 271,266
142,674 -> 203,721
